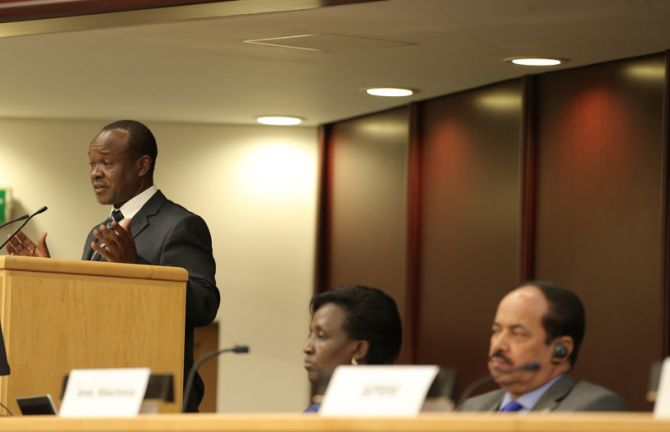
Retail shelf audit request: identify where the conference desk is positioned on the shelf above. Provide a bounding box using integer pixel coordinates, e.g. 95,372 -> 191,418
0,413 -> 668,432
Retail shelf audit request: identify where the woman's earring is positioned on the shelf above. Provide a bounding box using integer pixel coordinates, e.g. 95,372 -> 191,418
351,356 -> 358,365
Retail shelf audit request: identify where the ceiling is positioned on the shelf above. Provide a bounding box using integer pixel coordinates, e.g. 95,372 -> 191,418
0,0 -> 669,127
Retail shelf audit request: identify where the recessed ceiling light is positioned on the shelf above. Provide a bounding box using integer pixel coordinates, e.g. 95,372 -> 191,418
507,57 -> 565,66
256,116 -> 302,126
366,87 -> 415,97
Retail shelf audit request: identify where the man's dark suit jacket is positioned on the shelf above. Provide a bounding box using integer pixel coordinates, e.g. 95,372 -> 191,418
459,375 -> 626,412
82,190 -> 220,412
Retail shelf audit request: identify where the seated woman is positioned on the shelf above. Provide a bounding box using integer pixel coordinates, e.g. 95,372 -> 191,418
303,285 -> 402,412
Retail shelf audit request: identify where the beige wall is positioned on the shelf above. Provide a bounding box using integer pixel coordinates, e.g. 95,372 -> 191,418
0,118 -> 318,412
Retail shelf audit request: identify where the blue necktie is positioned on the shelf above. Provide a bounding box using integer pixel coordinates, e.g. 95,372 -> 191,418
500,400 -> 524,412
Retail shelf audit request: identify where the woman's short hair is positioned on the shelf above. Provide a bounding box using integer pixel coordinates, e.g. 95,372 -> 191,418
310,285 -> 402,364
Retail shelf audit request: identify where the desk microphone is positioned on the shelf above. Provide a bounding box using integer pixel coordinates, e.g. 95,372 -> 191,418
456,362 -> 540,408
0,206 -> 48,251
182,344 -> 249,412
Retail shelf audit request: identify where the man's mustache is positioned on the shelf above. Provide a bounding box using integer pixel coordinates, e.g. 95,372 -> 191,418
489,350 -> 513,365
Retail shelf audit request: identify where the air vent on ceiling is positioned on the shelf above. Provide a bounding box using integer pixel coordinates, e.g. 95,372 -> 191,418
243,33 -> 414,52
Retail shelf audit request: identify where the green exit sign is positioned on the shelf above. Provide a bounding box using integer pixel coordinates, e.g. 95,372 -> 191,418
0,189 -> 7,225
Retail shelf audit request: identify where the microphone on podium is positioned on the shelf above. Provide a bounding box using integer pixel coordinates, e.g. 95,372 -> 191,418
182,344 -> 249,412
0,206 -> 48,251
0,213 -> 29,230
456,361 -> 540,408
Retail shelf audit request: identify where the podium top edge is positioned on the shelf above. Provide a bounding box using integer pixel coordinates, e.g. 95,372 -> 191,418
0,255 -> 188,282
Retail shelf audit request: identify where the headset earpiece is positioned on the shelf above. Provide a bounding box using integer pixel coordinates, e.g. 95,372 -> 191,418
552,340 -> 568,360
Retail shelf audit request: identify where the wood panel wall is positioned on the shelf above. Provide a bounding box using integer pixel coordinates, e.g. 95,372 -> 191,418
318,52 -> 668,411
318,107 -> 413,362
533,54 -> 667,410
194,323 -> 219,412
416,80 -> 524,393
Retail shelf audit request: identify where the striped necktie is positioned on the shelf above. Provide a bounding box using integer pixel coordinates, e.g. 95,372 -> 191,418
90,210 -> 124,261
108,209 -> 124,227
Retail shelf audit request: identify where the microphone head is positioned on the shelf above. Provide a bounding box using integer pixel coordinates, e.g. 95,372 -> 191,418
233,345 -> 250,354
32,206 -> 48,216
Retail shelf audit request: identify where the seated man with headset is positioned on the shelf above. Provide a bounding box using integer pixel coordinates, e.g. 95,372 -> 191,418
459,281 -> 625,412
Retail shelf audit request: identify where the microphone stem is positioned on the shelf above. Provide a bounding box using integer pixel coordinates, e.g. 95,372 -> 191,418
457,374 -> 494,408
0,214 -> 28,231
457,362 -> 540,408
182,347 -> 239,412
0,215 -> 36,251
1,207 -> 49,252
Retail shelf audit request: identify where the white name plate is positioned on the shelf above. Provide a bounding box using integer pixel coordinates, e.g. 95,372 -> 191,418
320,365 -> 439,416
59,368 -> 150,417
655,358 -> 670,417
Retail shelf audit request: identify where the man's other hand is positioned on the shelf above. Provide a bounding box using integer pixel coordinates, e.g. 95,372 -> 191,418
6,231 -> 50,257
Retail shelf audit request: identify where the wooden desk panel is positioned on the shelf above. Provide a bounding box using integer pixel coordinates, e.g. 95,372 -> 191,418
0,414 -> 667,432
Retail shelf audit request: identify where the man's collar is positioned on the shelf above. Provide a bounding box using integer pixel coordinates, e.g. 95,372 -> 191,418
114,185 -> 158,221
500,374 -> 564,412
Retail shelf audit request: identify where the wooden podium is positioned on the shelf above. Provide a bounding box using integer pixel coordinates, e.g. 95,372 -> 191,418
0,255 -> 187,414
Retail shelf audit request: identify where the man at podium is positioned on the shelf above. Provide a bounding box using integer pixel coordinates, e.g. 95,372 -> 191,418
6,120 -> 220,412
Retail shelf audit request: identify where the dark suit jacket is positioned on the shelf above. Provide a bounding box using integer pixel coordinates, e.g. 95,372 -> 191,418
459,375 -> 626,412
82,190 -> 220,412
